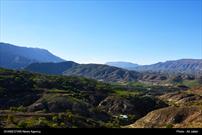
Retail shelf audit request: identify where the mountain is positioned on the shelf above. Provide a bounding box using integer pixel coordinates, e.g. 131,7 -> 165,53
133,59 -> 202,76
106,62 -> 139,70
63,64 -> 140,82
25,61 -> 78,75
25,61 -> 202,84
25,62 -> 140,82
0,42 -> 65,69
106,59 -> 202,77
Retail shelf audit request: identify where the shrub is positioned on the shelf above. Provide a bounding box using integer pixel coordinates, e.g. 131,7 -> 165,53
52,115 -> 59,122
166,123 -> 174,128
7,115 -> 14,123
17,106 -> 26,112
17,120 -> 28,128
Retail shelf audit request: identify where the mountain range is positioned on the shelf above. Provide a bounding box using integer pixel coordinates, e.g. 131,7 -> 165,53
0,42 -> 64,69
25,62 -> 140,82
107,59 -> 202,76
0,42 -> 202,128
133,59 -> 202,75
1,43 -> 202,82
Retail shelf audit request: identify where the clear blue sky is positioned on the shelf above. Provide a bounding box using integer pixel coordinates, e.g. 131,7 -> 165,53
0,0 -> 201,64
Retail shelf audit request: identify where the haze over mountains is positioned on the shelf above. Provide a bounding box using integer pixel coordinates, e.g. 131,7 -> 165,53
0,42 -> 64,69
0,42 -> 202,80
106,62 -> 139,70
107,59 -> 202,75
1,42 -> 202,128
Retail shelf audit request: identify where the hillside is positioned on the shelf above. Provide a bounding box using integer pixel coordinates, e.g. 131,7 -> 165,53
63,64 -> 141,82
25,62 -> 202,86
0,42 -> 65,69
133,59 -> 202,76
127,87 -> 202,128
127,106 -> 202,128
1,68 -> 202,128
25,62 -> 141,82
0,68 -> 172,128
25,61 -> 78,75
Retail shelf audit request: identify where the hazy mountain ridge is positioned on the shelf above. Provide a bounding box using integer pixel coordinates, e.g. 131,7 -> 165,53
106,62 -> 139,70
108,59 -> 202,76
0,42 -> 65,69
1,43 -> 201,83
134,59 -> 202,75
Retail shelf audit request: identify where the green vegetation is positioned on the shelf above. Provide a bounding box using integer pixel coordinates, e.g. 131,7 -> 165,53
10,106 -> 26,112
165,123 -> 174,128
181,80 -> 202,87
0,68 -> 201,128
113,89 -> 141,97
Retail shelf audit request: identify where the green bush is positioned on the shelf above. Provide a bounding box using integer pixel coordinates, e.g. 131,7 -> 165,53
7,115 -> 15,123
17,121 -> 28,128
166,123 -> 174,128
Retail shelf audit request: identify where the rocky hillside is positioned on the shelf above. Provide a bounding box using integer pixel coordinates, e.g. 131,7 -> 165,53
127,106 -> 202,128
127,87 -> 202,128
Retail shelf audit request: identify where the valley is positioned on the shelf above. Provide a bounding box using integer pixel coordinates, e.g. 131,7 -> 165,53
0,68 -> 202,128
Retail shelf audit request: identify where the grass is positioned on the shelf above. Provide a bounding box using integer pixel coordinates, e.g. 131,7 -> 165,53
47,89 -> 69,93
113,89 -> 141,97
181,80 -> 202,88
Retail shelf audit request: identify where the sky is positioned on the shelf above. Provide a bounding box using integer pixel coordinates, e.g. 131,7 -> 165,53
0,0 -> 202,64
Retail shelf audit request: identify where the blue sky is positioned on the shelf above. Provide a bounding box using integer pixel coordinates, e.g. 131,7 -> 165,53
0,0 -> 201,64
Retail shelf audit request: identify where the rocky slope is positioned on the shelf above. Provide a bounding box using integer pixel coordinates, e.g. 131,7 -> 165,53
126,87 -> 202,128
127,106 -> 202,128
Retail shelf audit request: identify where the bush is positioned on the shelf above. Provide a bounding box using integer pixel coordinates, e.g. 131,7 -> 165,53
10,106 -> 26,112
52,115 -> 59,122
7,115 -> 14,123
17,121 -> 28,128
17,106 -> 26,112
166,123 -> 173,128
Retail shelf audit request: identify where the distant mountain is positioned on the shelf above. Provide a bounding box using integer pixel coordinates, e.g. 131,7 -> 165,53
0,42 -> 65,69
25,61 -> 78,75
63,64 -> 140,82
25,62 -> 140,82
133,59 -> 202,76
106,62 -> 139,70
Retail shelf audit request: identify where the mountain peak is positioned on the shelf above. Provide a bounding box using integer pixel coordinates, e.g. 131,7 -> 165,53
0,42 -> 65,69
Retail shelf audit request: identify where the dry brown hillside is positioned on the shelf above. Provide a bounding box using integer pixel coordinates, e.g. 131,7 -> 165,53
126,106 -> 202,128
